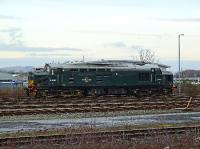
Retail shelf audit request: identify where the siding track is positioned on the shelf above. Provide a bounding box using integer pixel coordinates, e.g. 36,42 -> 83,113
0,126 -> 199,147
0,95 -> 199,116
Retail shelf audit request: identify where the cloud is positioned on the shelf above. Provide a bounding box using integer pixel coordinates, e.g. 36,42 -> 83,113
0,28 -> 21,33
0,27 -> 82,53
157,18 -> 200,23
0,14 -> 19,20
0,27 -> 23,44
0,42 -> 82,52
75,30 -> 163,38
104,41 -> 143,50
108,42 -> 127,48
27,53 -> 71,57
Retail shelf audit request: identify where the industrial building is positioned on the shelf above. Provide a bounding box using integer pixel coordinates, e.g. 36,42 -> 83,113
0,72 -> 25,88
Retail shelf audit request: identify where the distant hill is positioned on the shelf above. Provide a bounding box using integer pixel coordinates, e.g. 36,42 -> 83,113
0,66 -> 34,74
174,70 -> 200,78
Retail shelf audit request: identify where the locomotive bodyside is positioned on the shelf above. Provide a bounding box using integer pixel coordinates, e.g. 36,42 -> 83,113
27,60 -> 173,97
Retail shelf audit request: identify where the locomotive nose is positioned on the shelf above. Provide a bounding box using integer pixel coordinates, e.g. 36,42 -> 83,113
28,80 -> 34,87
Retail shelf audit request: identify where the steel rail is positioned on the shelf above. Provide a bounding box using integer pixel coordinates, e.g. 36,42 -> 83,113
0,126 -> 199,146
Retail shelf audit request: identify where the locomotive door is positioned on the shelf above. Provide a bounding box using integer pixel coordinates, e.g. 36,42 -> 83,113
151,68 -> 156,83
57,68 -> 63,86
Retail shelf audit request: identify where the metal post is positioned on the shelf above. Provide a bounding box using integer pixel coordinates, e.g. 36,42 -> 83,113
83,56 -> 85,63
178,34 -> 184,96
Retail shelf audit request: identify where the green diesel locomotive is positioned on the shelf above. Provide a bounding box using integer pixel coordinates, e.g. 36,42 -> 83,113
27,60 -> 173,97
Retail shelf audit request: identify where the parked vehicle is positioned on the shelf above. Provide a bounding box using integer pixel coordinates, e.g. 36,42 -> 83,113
27,60 -> 173,97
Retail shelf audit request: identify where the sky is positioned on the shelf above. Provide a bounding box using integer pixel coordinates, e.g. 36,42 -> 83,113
0,0 -> 200,71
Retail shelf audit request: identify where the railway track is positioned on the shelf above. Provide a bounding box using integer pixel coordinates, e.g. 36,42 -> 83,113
0,94 -> 196,102
0,95 -> 197,105
0,126 -> 200,147
0,95 -> 199,116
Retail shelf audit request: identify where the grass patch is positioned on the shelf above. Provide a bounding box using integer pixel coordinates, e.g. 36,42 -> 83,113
0,87 -> 26,99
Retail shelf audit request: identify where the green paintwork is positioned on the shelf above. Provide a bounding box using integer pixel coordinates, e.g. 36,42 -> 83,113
48,69 -> 171,88
29,67 -> 173,91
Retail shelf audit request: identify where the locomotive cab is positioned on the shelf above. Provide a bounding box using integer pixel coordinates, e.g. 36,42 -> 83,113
27,71 -> 49,97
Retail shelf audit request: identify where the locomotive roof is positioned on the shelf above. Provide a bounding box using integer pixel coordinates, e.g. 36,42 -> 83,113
87,60 -> 170,68
45,60 -> 170,71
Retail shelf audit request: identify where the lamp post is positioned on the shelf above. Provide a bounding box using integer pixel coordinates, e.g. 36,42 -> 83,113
178,34 -> 184,96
